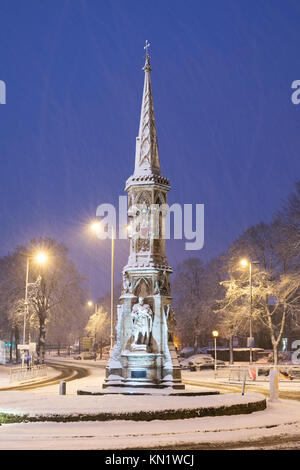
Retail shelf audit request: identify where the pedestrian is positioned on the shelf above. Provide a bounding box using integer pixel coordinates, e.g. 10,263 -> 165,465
26,354 -> 32,370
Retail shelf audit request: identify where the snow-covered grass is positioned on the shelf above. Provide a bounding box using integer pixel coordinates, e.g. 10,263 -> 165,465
0,399 -> 299,450
0,391 -> 266,423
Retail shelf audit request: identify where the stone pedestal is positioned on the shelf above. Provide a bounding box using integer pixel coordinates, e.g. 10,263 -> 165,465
103,351 -> 184,389
103,291 -> 184,390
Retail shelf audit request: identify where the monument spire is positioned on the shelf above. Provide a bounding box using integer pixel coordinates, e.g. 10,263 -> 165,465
134,40 -> 161,177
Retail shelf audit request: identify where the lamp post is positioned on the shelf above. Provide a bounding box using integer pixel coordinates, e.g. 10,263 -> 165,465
90,222 -> 115,350
110,226 -> 115,351
87,300 -> 98,313
212,330 -> 219,378
240,258 -> 259,364
23,252 -> 48,345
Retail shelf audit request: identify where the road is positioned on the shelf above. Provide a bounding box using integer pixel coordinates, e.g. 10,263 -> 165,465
0,361 -> 92,391
183,376 -> 300,401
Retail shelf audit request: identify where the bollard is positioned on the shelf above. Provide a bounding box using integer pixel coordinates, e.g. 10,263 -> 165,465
269,369 -> 279,402
59,380 -> 66,395
241,368 -> 246,395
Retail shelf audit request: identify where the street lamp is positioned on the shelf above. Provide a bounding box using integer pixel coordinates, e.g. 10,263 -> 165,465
23,251 -> 48,345
212,330 -> 219,378
89,221 -> 115,350
87,300 -> 99,316
240,258 -> 260,364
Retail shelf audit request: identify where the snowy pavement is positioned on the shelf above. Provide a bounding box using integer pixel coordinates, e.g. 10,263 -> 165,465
0,399 -> 299,449
182,369 -> 300,393
0,357 -> 300,449
0,358 -> 265,422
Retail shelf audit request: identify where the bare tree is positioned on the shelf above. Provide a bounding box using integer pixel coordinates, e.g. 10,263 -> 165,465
173,257 -> 225,351
216,222 -> 300,365
0,238 -> 88,364
84,305 -> 110,358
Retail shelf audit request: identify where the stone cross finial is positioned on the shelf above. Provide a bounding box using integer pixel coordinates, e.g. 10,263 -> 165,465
144,40 -> 150,55
143,40 -> 151,72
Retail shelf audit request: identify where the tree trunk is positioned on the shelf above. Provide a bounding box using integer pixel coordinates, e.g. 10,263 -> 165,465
38,318 -> 46,364
273,342 -> 278,367
229,335 -> 234,365
14,326 -> 20,363
9,329 -> 13,362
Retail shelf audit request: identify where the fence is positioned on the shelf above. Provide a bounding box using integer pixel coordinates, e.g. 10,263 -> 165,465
216,364 -> 300,383
9,364 -> 48,383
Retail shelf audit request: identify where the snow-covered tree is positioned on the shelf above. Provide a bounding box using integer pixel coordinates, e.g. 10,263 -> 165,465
216,221 -> 300,364
84,305 -> 110,357
0,238 -> 88,363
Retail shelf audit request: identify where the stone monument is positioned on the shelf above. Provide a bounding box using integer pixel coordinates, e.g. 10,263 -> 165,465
103,42 -> 184,389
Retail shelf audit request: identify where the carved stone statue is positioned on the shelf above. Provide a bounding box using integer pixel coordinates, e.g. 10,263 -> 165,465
154,270 -> 169,295
130,297 -> 153,350
122,271 -> 133,294
164,304 -> 175,342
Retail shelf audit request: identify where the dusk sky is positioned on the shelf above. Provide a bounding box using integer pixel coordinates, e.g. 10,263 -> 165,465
1,0 -> 300,298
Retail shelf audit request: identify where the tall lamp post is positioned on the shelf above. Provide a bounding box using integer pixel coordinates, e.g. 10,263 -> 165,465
23,252 -> 48,345
240,258 -> 259,364
110,226 -> 115,351
212,330 -> 219,379
90,222 -> 115,350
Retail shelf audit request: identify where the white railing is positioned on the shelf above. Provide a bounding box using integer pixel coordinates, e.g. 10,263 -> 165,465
216,364 -> 300,383
9,364 -> 48,383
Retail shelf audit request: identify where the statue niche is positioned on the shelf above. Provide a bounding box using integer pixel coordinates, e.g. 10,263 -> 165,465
134,277 -> 150,298
130,297 -> 153,351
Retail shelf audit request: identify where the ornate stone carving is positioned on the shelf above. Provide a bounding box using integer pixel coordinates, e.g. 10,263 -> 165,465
136,238 -> 150,252
165,304 -> 175,341
130,297 -> 153,350
122,271 -> 133,294
107,304 -> 123,371
154,270 -> 170,295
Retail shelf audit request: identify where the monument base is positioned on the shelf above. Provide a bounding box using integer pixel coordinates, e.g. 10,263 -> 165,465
78,387 -> 217,395
103,350 -> 185,390
102,382 -> 185,389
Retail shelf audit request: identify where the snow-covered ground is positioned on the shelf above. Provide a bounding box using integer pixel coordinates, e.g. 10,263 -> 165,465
0,390 -> 264,419
0,399 -> 300,450
0,356 -> 300,449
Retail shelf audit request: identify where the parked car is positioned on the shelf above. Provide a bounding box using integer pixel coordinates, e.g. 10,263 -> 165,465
73,351 -> 96,360
179,354 -> 225,371
179,347 -> 195,358
179,347 -> 209,358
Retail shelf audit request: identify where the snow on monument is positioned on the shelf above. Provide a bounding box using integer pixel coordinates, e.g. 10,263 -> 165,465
103,43 -> 184,389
